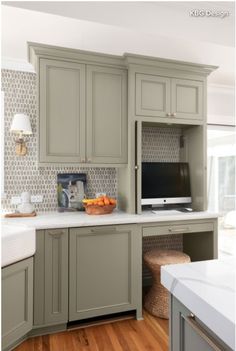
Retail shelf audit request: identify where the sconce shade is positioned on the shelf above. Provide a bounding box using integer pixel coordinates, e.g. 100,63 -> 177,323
10,114 -> 32,135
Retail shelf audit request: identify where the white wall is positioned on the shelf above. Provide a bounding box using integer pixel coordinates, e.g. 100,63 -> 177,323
208,85 -> 235,126
1,5 -> 235,86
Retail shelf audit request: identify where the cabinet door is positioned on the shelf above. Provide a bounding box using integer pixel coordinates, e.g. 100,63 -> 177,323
171,296 -> 231,351
34,229 -> 68,326
2,257 -> 33,350
171,79 -> 203,120
69,225 -> 141,321
39,59 -> 86,164
86,65 -> 127,164
136,73 -> 171,117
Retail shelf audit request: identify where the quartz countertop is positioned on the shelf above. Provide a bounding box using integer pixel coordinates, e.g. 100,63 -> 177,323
161,257 -> 235,350
2,210 -> 218,230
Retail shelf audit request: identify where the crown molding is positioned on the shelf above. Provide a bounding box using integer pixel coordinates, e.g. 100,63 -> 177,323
1,57 -> 35,73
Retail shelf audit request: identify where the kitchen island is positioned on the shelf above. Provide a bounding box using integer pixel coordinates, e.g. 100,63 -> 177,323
161,257 -> 235,351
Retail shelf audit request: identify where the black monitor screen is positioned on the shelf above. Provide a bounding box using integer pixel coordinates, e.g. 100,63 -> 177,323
142,162 -> 191,199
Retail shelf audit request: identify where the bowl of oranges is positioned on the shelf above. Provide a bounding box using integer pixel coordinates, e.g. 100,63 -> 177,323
82,196 -> 117,215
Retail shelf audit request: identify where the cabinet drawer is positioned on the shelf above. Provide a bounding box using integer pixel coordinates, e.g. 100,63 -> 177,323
142,222 -> 214,237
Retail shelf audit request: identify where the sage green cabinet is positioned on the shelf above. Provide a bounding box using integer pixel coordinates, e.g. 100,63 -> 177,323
135,73 -> 203,121
2,257 -> 33,351
86,65 -> 127,164
39,59 -> 86,163
171,296 -> 232,351
34,229 -> 68,326
171,78 -> 203,120
136,73 -> 170,118
39,58 -> 127,166
69,225 -> 142,321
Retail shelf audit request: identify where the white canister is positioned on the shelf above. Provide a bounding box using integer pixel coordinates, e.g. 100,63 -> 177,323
17,192 -> 35,214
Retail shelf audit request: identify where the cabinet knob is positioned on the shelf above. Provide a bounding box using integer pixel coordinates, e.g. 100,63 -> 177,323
166,113 -> 171,117
87,158 -> 92,163
134,165 -> 139,170
171,112 -> 176,117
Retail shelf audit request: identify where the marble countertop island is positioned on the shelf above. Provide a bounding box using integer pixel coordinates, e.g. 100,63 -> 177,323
161,257 -> 235,350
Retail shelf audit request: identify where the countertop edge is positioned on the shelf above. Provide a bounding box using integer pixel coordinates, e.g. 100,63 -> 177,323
1,211 -> 219,230
161,265 -> 235,350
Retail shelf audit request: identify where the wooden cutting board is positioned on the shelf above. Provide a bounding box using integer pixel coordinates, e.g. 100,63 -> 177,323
4,211 -> 37,218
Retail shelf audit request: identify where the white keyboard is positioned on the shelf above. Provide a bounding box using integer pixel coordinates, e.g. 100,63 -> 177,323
152,210 -> 183,215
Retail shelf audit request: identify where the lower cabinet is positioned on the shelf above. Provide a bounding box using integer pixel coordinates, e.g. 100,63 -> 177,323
2,257 -> 33,350
171,296 -> 232,351
34,225 -> 142,328
34,229 -> 68,326
69,225 -> 141,321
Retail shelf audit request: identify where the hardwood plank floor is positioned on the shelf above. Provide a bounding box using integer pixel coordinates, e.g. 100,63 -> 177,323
14,311 -> 169,351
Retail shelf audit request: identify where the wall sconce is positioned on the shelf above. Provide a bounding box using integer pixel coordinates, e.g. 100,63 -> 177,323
10,114 -> 32,156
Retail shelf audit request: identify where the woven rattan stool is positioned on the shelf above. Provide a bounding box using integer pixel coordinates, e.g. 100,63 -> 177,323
144,249 -> 190,319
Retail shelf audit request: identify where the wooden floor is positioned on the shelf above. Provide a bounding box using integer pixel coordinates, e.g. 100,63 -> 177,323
14,311 -> 169,351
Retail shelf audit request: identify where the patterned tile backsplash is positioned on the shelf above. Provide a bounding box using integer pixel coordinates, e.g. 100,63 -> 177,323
1,69 -> 117,212
142,125 -> 181,162
1,69 -> 182,212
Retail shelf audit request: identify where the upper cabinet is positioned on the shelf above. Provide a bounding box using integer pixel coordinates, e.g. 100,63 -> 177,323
29,43 -> 128,166
28,43 -> 217,170
39,59 -> 127,166
136,74 -> 171,118
86,65 -> 127,164
40,59 -> 86,163
171,78 -> 203,120
135,73 -> 203,122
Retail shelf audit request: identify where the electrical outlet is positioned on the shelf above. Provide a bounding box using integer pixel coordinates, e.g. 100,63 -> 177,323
11,196 -> 21,205
31,195 -> 43,203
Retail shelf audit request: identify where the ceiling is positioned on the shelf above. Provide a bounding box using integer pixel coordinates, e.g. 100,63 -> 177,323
3,1 -> 235,47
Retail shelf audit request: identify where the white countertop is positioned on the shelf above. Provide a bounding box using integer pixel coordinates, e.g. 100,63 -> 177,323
2,210 -> 218,230
161,257 -> 235,350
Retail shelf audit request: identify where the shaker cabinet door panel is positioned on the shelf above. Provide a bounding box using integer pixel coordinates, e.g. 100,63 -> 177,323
2,258 -> 33,350
136,74 -> 171,117
33,229 -> 68,326
86,65 -> 128,164
171,79 -> 203,120
39,59 -> 86,163
69,225 -> 140,321
44,229 -> 69,324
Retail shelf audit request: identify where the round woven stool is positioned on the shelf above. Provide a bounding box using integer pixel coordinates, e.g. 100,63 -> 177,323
144,249 -> 190,319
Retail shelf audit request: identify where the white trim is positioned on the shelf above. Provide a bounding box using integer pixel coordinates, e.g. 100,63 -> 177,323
208,84 -> 235,95
1,57 -> 35,73
141,197 -> 192,205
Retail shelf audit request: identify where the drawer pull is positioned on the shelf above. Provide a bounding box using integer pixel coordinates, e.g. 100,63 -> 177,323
168,227 -> 190,233
48,231 -> 64,237
90,227 -> 117,234
185,314 -> 223,351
